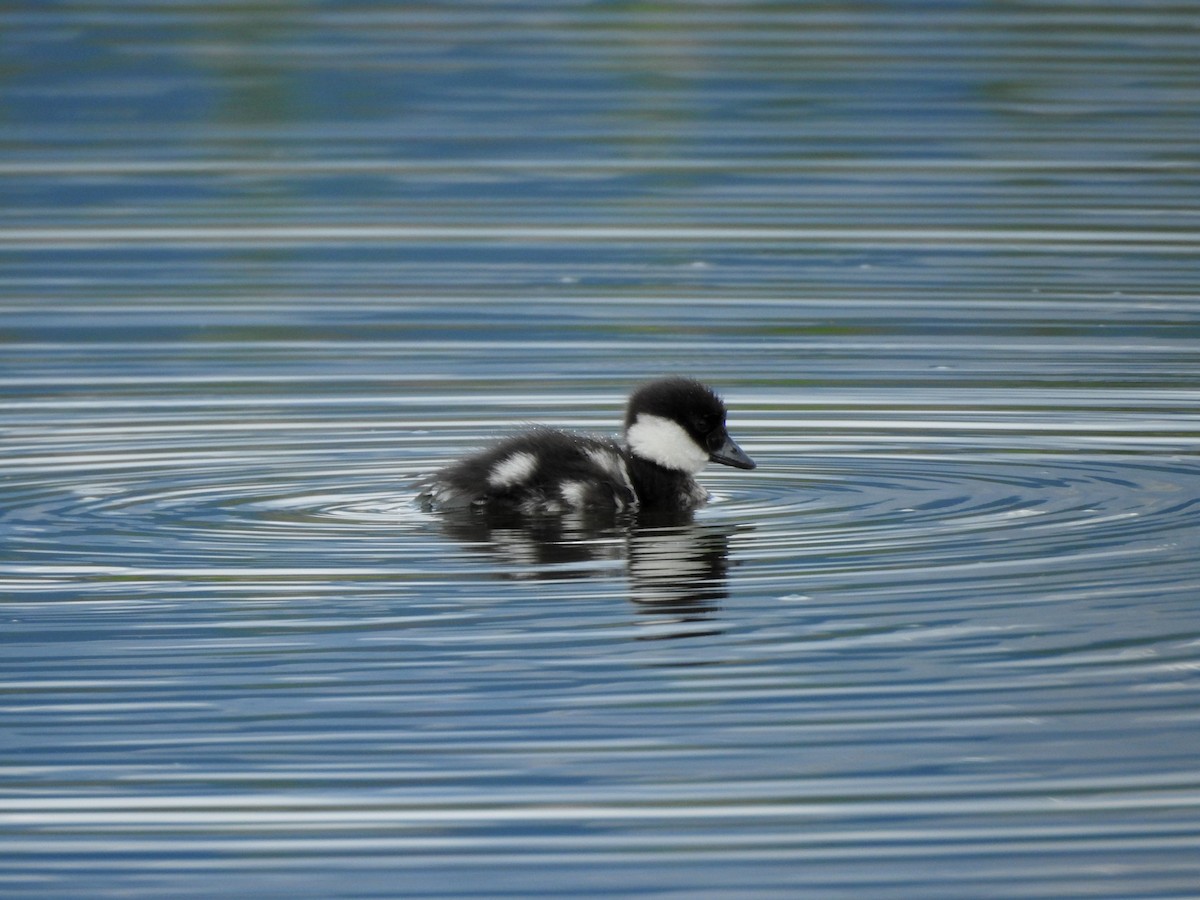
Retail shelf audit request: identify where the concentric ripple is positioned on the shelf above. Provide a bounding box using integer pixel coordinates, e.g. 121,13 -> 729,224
723,454 -> 1199,564
8,397 -> 1198,586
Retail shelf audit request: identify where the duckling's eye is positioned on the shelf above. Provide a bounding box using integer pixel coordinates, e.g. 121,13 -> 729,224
692,416 -> 713,434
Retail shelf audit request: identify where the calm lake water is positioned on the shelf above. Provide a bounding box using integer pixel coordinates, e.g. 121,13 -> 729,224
3,3 -> 1200,898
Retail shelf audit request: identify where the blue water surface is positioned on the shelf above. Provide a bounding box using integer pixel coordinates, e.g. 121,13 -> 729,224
2,3 -> 1199,898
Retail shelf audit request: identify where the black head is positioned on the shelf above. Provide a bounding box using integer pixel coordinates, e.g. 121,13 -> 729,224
623,377 -> 756,472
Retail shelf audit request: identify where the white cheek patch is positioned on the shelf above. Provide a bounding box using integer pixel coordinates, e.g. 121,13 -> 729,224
626,414 -> 709,474
488,451 -> 538,488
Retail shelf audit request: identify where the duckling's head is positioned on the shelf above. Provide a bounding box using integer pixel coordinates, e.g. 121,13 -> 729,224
623,377 -> 756,474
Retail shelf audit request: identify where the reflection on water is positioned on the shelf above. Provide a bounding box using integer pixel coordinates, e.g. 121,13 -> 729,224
626,521 -> 732,624
432,504 -> 735,630
3,1 -> 1200,898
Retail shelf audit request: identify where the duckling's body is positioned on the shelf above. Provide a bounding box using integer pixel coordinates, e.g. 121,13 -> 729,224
420,377 -> 755,515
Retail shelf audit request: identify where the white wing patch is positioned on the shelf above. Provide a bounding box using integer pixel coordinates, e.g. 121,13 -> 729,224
626,414 -> 709,474
560,480 -> 588,508
488,451 -> 538,488
586,446 -> 636,508
585,447 -> 618,477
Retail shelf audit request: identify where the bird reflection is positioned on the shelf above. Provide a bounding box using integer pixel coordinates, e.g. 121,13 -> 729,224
431,505 -> 737,634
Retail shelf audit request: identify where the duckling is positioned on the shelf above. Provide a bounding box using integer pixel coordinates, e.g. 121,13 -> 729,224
419,377 -> 754,514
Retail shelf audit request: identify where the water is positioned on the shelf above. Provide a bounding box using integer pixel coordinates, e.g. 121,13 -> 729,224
3,3 -> 1200,898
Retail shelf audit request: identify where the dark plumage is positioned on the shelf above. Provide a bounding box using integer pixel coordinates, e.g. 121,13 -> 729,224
418,377 -> 755,514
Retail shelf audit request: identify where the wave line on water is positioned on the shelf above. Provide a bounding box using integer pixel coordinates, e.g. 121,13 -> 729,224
2,225 -> 1198,251
3,158 -> 1197,176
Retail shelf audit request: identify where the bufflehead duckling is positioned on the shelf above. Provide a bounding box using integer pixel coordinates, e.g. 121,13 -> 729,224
420,377 -> 755,514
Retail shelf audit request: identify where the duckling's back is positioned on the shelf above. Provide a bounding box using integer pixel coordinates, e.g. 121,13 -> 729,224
419,428 -> 637,515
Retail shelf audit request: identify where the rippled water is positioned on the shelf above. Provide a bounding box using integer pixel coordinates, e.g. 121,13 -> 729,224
4,3 -> 1200,898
